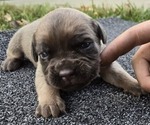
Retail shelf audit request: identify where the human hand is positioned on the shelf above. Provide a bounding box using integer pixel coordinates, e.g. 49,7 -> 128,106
100,20 -> 150,92
132,43 -> 150,92
101,20 -> 150,66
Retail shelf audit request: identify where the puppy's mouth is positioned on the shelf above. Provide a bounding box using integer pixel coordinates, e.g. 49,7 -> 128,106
45,59 -> 99,91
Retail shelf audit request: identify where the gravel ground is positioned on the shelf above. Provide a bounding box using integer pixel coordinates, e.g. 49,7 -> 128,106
0,18 -> 150,125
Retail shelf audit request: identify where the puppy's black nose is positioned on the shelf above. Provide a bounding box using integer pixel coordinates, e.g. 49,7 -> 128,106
59,69 -> 73,78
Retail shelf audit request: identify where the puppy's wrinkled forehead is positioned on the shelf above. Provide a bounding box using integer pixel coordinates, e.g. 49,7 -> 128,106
35,8 -> 97,47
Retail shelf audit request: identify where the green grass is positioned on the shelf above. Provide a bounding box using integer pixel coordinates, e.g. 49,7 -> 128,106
0,3 -> 150,30
0,4 -> 55,30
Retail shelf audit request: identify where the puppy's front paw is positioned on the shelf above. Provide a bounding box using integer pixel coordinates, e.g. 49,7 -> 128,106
124,80 -> 143,96
35,96 -> 66,118
1,58 -> 23,71
125,84 -> 142,96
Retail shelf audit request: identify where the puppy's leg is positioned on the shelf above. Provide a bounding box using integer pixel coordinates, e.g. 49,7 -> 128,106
1,32 -> 24,71
35,63 -> 66,118
100,61 -> 142,96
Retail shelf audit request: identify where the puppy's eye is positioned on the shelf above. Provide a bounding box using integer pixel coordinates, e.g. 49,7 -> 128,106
79,42 -> 92,49
39,52 -> 49,60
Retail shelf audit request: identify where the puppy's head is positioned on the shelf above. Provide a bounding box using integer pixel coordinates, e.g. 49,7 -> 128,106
32,8 -> 106,90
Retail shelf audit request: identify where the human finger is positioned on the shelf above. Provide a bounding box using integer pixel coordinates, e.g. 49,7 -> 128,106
101,20 -> 150,66
132,43 -> 150,92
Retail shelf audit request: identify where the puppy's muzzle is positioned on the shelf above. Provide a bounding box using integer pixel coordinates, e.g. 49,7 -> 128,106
46,58 -> 99,90
55,59 -> 77,85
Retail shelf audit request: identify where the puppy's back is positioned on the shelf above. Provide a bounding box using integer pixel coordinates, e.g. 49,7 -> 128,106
8,19 -> 41,65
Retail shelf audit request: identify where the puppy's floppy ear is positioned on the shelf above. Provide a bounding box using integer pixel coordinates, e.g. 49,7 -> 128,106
92,20 -> 107,44
31,34 -> 38,62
